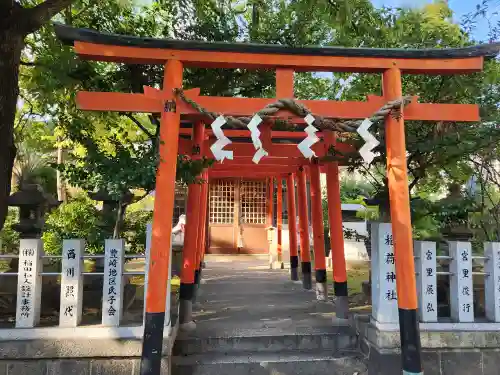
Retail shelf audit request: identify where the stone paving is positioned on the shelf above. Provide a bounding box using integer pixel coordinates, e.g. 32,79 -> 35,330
173,255 -> 367,375
190,255 -> 342,336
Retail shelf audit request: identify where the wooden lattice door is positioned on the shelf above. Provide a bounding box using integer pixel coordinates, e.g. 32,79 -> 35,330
208,179 -> 269,254
238,180 -> 269,253
208,179 -> 236,252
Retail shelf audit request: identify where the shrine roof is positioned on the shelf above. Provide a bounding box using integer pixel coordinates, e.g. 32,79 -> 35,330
54,23 -> 500,60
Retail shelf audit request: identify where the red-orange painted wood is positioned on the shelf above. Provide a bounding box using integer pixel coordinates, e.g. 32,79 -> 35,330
201,141 -> 332,159
267,178 -> 274,228
74,41 -> 484,74
309,162 -> 327,271
77,91 -> 480,122
146,60 -> 183,313
181,122 -> 205,284
211,165 -> 299,174
276,69 -> 294,97
384,68 -> 418,311
296,167 -> 311,263
193,122 -> 206,271
286,174 -> 298,259
323,131 -> 348,284
210,157 -> 305,167
209,171 -> 289,179
198,170 -> 209,266
180,128 -> 315,139
277,178 -> 283,259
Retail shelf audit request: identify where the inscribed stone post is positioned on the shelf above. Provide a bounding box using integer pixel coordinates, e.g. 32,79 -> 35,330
371,222 -> 398,324
414,241 -> 438,322
16,239 -> 43,328
449,241 -> 474,322
484,242 -> 500,322
102,239 -> 125,326
59,240 -> 84,327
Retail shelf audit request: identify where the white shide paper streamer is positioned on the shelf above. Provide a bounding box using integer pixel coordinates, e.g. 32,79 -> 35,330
297,114 -> 319,159
210,115 -> 234,162
356,118 -> 380,164
246,114 -> 268,164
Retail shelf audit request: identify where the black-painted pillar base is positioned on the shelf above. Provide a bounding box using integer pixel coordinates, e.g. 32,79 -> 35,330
179,283 -> 195,329
399,308 -> 423,374
192,270 -> 201,304
290,256 -> 299,281
333,281 -> 349,319
315,269 -> 327,301
301,262 -> 312,290
140,312 -> 165,375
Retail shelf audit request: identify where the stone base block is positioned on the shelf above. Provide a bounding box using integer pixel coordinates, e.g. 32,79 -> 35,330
333,295 -> 350,319
315,282 -> 328,301
356,316 -> 500,375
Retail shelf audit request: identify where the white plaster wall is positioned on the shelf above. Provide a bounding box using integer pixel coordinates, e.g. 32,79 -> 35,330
279,221 -> 369,262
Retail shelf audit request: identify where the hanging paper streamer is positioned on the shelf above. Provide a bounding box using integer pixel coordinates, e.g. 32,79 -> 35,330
357,118 -> 379,164
297,114 -> 319,159
210,115 -> 234,162
246,114 -> 268,164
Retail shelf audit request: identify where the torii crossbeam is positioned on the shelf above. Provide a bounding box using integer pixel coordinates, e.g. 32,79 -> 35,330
54,22 -> 499,375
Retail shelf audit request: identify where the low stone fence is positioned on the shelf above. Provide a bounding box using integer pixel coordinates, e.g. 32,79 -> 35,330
361,222 -> 500,375
0,223 -> 184,375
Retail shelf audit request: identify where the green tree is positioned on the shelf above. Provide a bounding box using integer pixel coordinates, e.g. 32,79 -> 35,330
0,0 -> 77,230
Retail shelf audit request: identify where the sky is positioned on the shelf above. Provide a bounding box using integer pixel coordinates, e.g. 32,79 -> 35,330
370,0 -> 500,41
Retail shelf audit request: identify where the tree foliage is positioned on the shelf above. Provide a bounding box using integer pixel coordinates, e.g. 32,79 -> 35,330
3,0 -> 499,244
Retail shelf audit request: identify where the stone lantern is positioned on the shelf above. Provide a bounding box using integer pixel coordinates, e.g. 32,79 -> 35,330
87,189 -> 134,272
6,184 -> 59,276
437,183 -> 474,242
7,184 -> 60,239
88,189 -> 134,232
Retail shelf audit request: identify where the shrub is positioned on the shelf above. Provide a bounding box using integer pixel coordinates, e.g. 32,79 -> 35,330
122,209 -> 153,254
42,194 -> 105,255
0,208 -> 20,254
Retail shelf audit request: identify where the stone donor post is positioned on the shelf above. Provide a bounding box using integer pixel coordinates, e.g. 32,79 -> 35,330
102,239 -> 125,327
16,239 -> 43,328
449,241 -> 474,322
371,223 -> 398,324
60,239 -> 85,327
415,241 -> 438,323
484,242 -> 500,322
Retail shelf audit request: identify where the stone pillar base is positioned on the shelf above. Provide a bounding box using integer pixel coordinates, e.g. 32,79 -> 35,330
316,282 -> 328,301
179,321 -> 197,332
179,299 -> 194,325
333,295 -> 350,319
355,315 -> 500,375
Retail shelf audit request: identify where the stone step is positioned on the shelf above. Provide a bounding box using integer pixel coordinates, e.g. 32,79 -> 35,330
173,327 -> 358,356
172,350 -> 367,375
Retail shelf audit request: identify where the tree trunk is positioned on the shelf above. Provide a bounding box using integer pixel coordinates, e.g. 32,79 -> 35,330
56,145 -> 66,202
112,201 -> 127,239
0,28 -> 23,230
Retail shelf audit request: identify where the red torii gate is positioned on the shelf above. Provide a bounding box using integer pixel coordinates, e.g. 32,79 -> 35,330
54,23 -> 496,375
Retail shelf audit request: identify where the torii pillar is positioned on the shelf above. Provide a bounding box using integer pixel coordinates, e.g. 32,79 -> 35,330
384,67 -> 422,374
296,167 -> 312,289
324,131 -> 349,318
276,177 -> 284,268
309,159 -> 328,301
141,60 -> 183,374
178,121 -> 205,329
286,173 -> 299,281
193,168 -> 209,303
